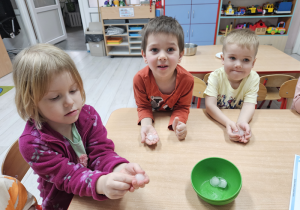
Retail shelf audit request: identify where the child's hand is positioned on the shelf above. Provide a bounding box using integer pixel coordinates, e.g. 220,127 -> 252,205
172,117 -> 187,140
141,125 -> 159,145
237,122 -> 251,143
226,121 -> 240,142
96,172 -> 134,199
119,163 -> 150,192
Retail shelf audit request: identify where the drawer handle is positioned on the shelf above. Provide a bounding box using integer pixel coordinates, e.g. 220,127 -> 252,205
187,30 -> 189,37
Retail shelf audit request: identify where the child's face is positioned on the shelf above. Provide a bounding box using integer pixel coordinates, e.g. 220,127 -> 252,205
142,33 -> 184,79
38,71 -> 83,127
222,43 -> 256,83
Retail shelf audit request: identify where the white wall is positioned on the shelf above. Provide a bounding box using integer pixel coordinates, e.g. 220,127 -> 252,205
3,0 -> 31,50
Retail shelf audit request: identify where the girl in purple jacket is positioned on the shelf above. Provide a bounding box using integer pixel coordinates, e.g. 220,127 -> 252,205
12,44 -> 149,210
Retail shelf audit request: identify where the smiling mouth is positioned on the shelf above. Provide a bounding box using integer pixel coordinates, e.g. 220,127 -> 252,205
158,65 -> 168,68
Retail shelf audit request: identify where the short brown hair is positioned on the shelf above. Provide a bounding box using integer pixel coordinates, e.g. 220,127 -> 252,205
141,16 -> 184,54
222,29 -> 259,56
13,44 -> 86,129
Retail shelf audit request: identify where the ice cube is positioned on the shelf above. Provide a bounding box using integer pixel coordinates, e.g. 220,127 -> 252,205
239,129 -> 244,136
135,174 -> 145,182
218,178 -> 227,188
210,176 -> 220,187
147,134 -> 154,141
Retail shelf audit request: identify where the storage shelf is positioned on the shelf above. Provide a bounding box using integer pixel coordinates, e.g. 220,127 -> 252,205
108,47 -> 130,55
105,33 -> 128,36
217,33 -> 288,37
220,14 -> 292,19
107,42 -> 129,46
128,30 -> 142,32
104,23 -> 147,26
129,41 -> 142,44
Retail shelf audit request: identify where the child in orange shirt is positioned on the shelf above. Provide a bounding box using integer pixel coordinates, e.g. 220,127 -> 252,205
133,16 -> 194,145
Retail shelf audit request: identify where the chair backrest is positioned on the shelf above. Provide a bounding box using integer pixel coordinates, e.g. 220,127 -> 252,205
203,73 -> 210,84
257,83 -> 267,101
279,79 -> 298,99
1,140 -> 30,181
193,76 -> 207,98
260,74 -> 295,87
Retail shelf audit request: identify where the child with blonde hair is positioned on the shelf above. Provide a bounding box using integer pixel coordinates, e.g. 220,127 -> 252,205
204,29 -> 260,143
13,44 -> 149,210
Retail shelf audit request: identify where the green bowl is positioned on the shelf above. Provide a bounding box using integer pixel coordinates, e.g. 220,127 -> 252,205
191,157 -> 242,205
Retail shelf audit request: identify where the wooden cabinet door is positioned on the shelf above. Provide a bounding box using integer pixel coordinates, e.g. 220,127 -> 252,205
165,0 -> 192,5
191,4 -> 218,24
189,24 -> 215,44
181,24 -> 190,43
165,5 -> 192,25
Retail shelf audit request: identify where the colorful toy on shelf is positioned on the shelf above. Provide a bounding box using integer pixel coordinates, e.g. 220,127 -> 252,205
263,3 -> 274,14
235,23 -> 245,29
276,21 -> 286,34
234,6 -> 246,15
225,1 -> 234,15
256,5 -> 263,13
155,0 -> 162,8
266,22 -> 286,35
119,0 -> 126,6
274,1 -> 292,14
113,0 -> 119,6
253,20 -> 267,35
246,5 -> 256,14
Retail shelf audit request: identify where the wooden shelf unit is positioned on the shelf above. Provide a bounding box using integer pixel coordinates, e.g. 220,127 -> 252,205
216,0 -> 298,51
100,6 -> 155,56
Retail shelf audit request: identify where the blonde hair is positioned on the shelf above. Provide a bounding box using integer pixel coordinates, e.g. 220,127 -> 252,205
13,44 -> 86,129
222,29 -> 259,56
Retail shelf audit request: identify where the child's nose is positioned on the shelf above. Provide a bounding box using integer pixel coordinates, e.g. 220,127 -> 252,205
64,95 -> 74,107
158,51 -> 167,61
235,61 -> 242,68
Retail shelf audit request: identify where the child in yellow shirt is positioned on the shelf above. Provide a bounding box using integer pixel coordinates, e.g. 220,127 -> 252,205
204,29 -> 260,143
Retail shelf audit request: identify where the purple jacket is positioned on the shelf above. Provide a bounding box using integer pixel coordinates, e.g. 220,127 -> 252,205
19,105 -> 129,210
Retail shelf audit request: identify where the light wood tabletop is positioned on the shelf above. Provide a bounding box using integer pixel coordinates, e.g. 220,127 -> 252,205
69,108 -> 300,210
180,45 -> 300,74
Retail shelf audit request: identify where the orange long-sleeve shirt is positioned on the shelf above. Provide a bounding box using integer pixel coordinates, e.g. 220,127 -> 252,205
133,64 -> 194,130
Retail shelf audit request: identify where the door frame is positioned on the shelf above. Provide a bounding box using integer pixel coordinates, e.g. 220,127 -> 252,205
292,27 -> 300,54
15,0 -> 38,45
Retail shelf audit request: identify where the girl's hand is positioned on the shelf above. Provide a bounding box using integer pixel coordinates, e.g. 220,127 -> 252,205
172,117 -> 187,140
226,121 -> 240,142
119,163 -> 150,192
237,122 -> 251,143
141,125 -> 159,145
96,172 -> 134,199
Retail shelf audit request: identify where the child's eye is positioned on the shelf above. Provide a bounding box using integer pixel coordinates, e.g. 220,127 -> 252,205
70,89 -> 77,93
167,48 -> 174,52
50,95 -> 59,101
151,48 -> 158,52
229,57 -> 236,60
243,58 -> 250,62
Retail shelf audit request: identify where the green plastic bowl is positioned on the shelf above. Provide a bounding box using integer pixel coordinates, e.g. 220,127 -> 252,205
191,157 -> 242,205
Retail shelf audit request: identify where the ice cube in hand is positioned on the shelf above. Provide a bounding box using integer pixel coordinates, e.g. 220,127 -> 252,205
239,129 -> 245,136
147,134 -> 154,141
218,178 -> 227,188
210,176 -> 220,187
135,174 -> 145,182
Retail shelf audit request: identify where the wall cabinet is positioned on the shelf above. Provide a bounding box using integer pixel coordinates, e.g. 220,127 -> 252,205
165,0 -> 219,45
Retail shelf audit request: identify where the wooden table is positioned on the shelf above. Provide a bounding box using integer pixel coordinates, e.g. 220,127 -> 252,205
181,45 -> 300,74
69,108 -> 300,210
